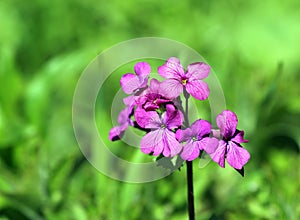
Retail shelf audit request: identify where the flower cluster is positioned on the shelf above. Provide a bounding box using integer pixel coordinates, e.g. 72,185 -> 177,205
109,57 -> 250,172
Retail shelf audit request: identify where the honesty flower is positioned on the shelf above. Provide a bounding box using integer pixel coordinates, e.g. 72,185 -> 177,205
176,119 -> 218,161
209,110 -> 250,170
135,104 -> 183,157
158,57 -> 210,100
109,106 -> 133,141
120,62 -> 151,94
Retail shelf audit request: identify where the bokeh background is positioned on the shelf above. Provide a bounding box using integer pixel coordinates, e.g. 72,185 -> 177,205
0,0 -> 299,219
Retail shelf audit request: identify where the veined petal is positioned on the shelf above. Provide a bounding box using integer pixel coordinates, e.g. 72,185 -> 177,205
216,110 -> 238,139
120,73 -> 140,94
232,130 -> 249,144
140,129 -> 164,155
158,57 -> 185,79
134,62 -> 151,77
226,141 -> 250,170
200,137 -> 219,154
162,129 -> 182,157
186,62 -> 210,80
160,79 -> 183,99
210,140 -> 227,168
181,141 -> 200,161
176,128 -> 193,143
134,107 -> 161,129
163,104 -> 184,129
186,79 -> 210,100
189,119 -> 211,139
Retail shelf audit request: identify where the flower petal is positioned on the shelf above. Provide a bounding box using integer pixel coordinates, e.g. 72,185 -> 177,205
120,73 -> 140,94
160,79 -> 183,99
200,137 -> 219,154
232,130 -> 249,144
158,57 -> 185,79
186,62 -> 210,80
175,128 -> 193,143
216,110 -> 238,139
189,119 -> 211,139
134,107 -> 161,129
226,141 -> 250,169
162,129 -> 182,157
109,124 -> 127,141
181,141 -> 200,161
185,79 -> 210,100
209,140 -> 227,168
117,106 -> 132,125
134,62 -> 151,77
140,129 -> 164,155
162,104 -> 184,129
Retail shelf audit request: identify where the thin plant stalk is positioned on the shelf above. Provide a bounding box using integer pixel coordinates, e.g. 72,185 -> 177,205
183,89 -> 195,220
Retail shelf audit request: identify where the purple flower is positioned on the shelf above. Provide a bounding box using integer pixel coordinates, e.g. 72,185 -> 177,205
134,104 -> 183,157
209,110 -> 250,170
109,106 -> 133,141
136,79 -> 171,111
158,57 -> 210,100
120,62 -> 151,94
176,119 -> 218,161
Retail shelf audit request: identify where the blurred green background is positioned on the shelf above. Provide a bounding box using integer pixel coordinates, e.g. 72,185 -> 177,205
0,0 -> 299,219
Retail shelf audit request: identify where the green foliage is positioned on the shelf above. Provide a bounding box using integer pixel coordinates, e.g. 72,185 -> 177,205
0,0 -> 299,219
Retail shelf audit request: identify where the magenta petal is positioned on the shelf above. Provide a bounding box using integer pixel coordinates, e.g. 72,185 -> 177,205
162,129 -> 182,157
186,79 -> 210,100
181,142 -> 199,161
216,110 -> 238,139
149,78 -> 161,93
120,73 -> 140,94
200,137 -> 219,154
140,129 -> 163,155
232,130 -> 249,144
158,57 -> 185,79
186,62 -> 210,80
163,104 -> 184,129
117,107 -> 132,124
160,79 -> 183,99
109,125 -> 126,141
175,128 -> 193,143
210,140 -> 226,168
134,62 -> 151,77
134,107 -> 160,129
123,95 -> 135,106
226,141 -> 250,169
190,119 -> 211,138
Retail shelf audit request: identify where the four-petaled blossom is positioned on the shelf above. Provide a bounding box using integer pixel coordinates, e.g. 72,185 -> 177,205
120,62 -> 151,94
135,104 -> 183,157
176,119 -> 219,161
158,57 -> 210,100
209,110 -> 250,170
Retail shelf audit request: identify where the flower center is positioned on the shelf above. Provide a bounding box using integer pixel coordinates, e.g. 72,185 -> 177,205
161,124 -> 166,129
181,79 -> 188,85
192,136 -> 197,141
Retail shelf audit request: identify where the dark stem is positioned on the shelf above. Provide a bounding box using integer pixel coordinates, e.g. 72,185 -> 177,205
186,161 -> 194,220
183,89 -> 195,220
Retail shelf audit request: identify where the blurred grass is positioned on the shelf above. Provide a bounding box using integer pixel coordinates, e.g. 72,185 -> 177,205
0,0 -> 299,219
